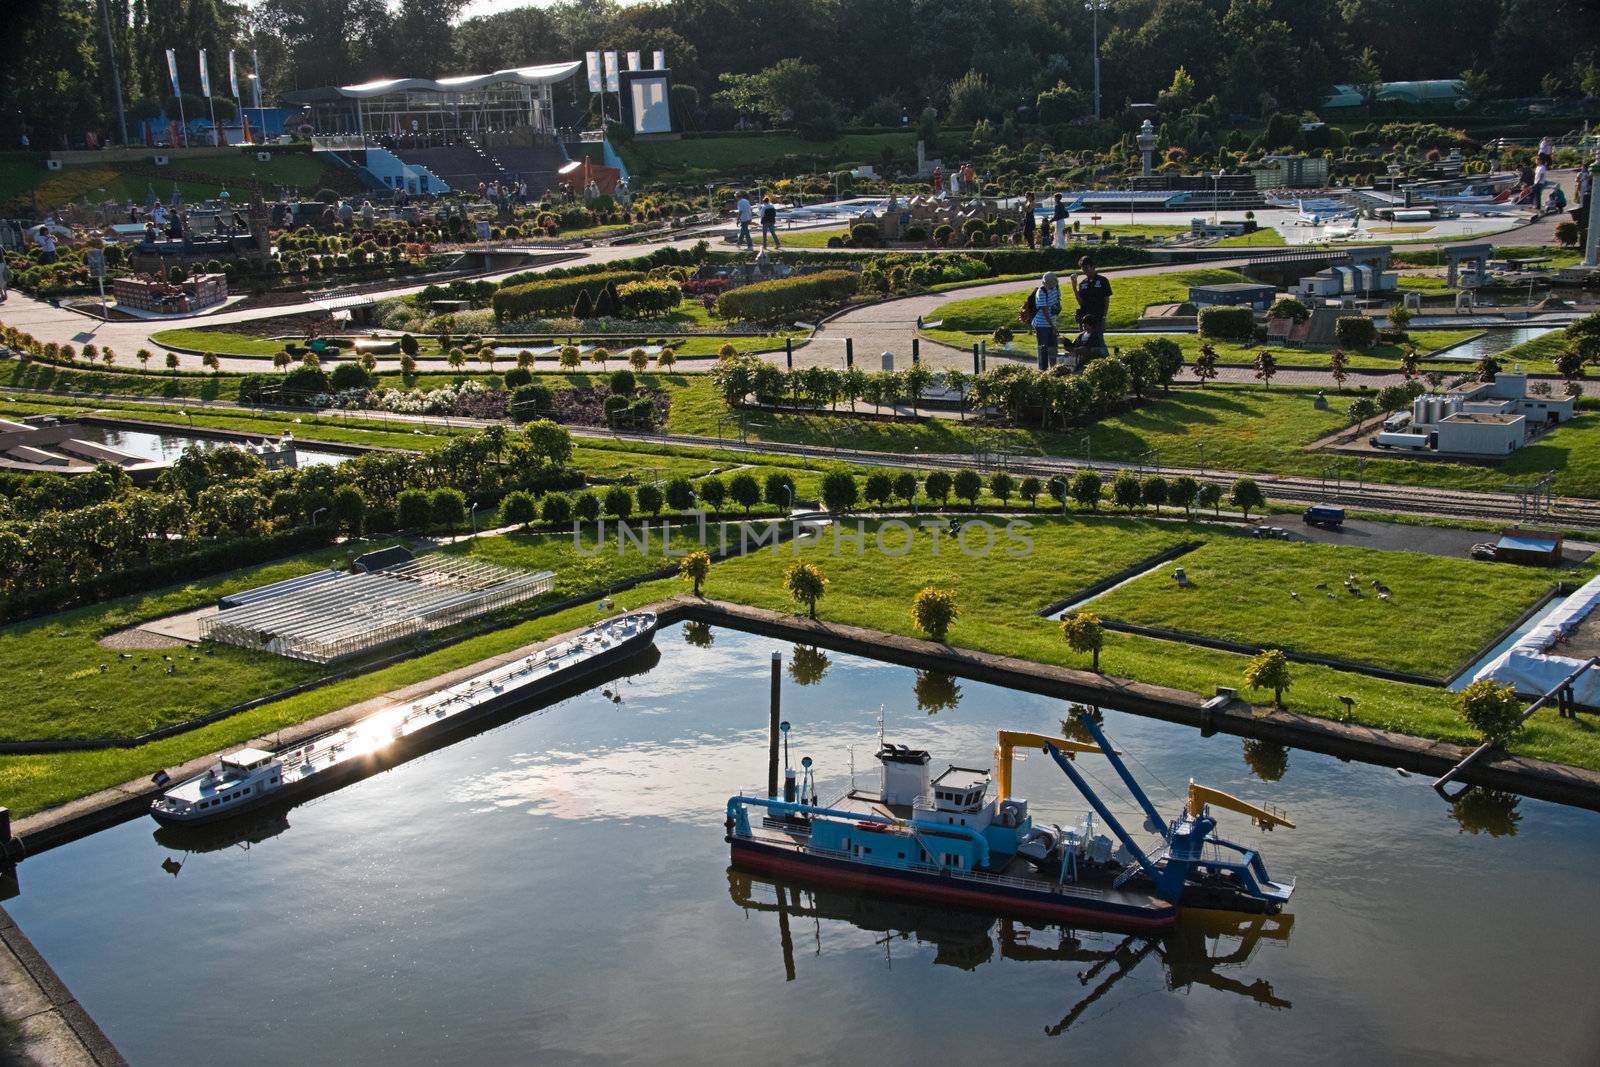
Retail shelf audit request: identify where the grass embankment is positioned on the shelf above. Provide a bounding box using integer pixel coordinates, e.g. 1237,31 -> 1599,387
0,151 -> 339,212
932,268 -> 1250,334
1089,539 -> 1561,679
3,515 -> 1598,815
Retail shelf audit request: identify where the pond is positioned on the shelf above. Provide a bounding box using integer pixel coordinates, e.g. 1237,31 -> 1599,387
4,622 -> 1597,1065
1428,326 -> 1559,362
67,423 -> 352,467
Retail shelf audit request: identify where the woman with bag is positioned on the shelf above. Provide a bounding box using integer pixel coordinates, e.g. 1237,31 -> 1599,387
1028,271 -> 1061,370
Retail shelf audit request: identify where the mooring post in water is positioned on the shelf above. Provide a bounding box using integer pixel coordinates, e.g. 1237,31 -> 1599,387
768,651 -> 782,799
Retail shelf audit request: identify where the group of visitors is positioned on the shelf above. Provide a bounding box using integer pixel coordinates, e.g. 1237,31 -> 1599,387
476,178 -> 530,203
734,191 -> 781,250
1027,256 -> 1112,371
1016,192 -> 1076,250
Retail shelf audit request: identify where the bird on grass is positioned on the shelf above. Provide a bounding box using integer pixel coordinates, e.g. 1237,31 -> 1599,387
1315,582 -> 1329,590
1289,591 -> 1300,601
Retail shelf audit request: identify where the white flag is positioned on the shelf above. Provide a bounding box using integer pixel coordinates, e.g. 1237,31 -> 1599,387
228,50 -> 239,98
603,51 -> 620,93
166,48 -> 180,95
585,51 -> 602,94
652,50 -> 666,70
626,51 -> 641,72
199,49 -> 211,97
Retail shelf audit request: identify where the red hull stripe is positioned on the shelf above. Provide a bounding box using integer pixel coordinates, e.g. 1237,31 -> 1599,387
731,841 -> 1176,931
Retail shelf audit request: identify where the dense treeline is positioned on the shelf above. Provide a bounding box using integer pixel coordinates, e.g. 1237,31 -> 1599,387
0,421 -> 577,619
5,0 -> 1597,148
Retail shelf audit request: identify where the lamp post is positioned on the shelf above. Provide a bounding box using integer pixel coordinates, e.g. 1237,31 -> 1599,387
1087,0 -> 1110,121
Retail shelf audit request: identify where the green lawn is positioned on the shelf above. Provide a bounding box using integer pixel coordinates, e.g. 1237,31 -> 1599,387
934,268 -> 1250,333
4,514 -> 1599,816
1,151 -> 341,213
1216,228 -> 1286,247
1088,539 -> 1558,679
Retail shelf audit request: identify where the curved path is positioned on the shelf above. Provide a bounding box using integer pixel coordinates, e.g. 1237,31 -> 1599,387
0,170 -> 1577,380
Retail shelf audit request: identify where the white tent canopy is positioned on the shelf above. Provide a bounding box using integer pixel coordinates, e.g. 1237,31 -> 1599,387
337,63 -> 582,98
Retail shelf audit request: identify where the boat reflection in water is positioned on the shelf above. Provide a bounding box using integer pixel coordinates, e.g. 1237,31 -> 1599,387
147,642 -> 662,875
727,869 -> 1292,1035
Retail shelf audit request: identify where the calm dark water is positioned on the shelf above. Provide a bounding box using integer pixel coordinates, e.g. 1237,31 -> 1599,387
6,623 -> 1600,1065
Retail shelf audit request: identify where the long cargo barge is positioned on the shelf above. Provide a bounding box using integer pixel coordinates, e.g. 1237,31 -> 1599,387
151,612 -> 658,826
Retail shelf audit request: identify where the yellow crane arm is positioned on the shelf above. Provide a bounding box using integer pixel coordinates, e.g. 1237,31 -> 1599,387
1187,781 -> 1295,830
994,730 -> 1112,802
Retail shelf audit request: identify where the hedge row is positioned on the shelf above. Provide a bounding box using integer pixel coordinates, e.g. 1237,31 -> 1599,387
1198,305 -> 1255,341
715,270 -> 860,322
493,269 -> 647,322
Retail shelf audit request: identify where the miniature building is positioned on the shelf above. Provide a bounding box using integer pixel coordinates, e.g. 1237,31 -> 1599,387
1188,281 -> 1276,309
1294,247 -> 1398,299
1493,529 -> 1564,566
1189,218 -> 1250,238
1433,412 -> 1524,455
111,273 -> 228,314
1446,372 -> 1575,427
1250,154 -> 1331,189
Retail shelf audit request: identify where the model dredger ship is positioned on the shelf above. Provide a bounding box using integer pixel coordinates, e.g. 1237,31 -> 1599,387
725,710 -> 1295,930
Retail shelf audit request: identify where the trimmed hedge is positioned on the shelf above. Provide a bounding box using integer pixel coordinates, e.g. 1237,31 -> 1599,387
617,279 -> 683,317
493,269 -> 646,322
1198,305 -> 1255,341
1335,315 -> 1377,350
715,270 -> 860,322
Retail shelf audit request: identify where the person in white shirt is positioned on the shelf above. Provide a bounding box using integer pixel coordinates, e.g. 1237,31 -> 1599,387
735,192 -> 753,249
1532,159 -> 1548,212
1537,135 -> 1554,159
34,227 -> 57,264
152,203 -> 168,227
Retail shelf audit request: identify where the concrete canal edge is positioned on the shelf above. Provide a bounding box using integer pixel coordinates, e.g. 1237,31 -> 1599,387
11,596 -> 1600,858
0,904 -> 127,1066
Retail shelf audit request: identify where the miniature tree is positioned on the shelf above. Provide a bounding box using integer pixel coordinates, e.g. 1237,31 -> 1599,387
1197,481 -> 1223,517
1112,472 -> 1142,513
1253,349 -> 1277,389
784,560 -> 828,619
1142,475 -> 1168,515
988,470 -> 1014,506
699,476 -> 727,513
559,345 -> 582,370
729,472 -> 761,514
664,476 -> 696,512
1061,611 -> 1105,673
1457,679 -> 1524,746
925,470 -> 953,506
603,485 -> 633,519
1018,475 -> 1042,509
500,490 -> 537,528
910,586 -> 959,642
1070,470 -> 1102,511
864,471 -> 894,508
636,482 -> 665,517
540,493 -> 572,525
894,471 -> 920,510
679,549 -> 712,596
1329,348 -> 1349,392
1244,648 -> 1292,708
1169,475 -> 1198,518
1192,343 -> 1219,387
953,469 -> 983,509
1230,477 -> 1265,519
821,470 -> 859,513
1399,346 -> 1421,381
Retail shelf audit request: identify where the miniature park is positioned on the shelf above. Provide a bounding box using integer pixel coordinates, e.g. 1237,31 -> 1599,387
1,3 -> 1600,1064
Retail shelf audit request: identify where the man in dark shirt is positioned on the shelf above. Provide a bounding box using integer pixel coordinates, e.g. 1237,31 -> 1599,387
1072,256 -> 1113,356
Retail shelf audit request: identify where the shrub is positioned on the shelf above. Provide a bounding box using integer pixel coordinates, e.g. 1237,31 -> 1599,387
572,490 -> 601,522
850,222 -> 881,246
510,383 -> 554,420
329,361 -> 374,391
429,487 -> 467,530
1457,679 -> 1524,745
1348,396 -> 1379,423
1268,297 -> 1309,321
616,279 -> 682,318
541,493 -> 572,525
910,587 -> 959,642
397,488 -> 431,529
1335,315 -> 1377,350
715,270 -> 860,322
1243,649 -> 1292,707
820,470 -> 859,513
609,368 -> 637,395
1198,305 -> 1255,341
1230,477 -> 1265,519
1061,611 -> 1104,672
491,269 -> 647,322
932,224 -> 953,245
903,226 -> 927,242
500,490 -> 537,527
603,485 -> 633,519
503,366 -> 533,388
281,364 -> 330,398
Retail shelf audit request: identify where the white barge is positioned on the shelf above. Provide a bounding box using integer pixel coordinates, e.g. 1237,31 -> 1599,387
151,611 -> 658,826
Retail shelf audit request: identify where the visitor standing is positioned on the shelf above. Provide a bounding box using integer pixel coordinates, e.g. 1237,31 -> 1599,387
759,195 -> 780,249
1052,193 -> 1069,248
1029,271 -> 1061,370
0,253 -> 9,302
735,191 -> 754,249
1532,156 -> 1548,212
1020,192 -> 1037,249
1538,135 -> 1554,159
361,200 -> 375,227
34,227 -> 56,264
338,199 -> 354,226
1072,256 -> 1113,357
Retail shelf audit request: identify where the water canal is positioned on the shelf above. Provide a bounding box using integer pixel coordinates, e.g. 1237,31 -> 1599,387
6,623 -> 1598,1064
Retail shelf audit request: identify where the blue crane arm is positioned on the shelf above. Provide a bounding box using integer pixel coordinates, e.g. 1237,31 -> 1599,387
1070,711 -> 1168,837
1043,744 -> 1159,882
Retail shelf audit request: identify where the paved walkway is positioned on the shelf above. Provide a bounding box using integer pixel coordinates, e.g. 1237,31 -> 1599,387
0,171 -> 1582,381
